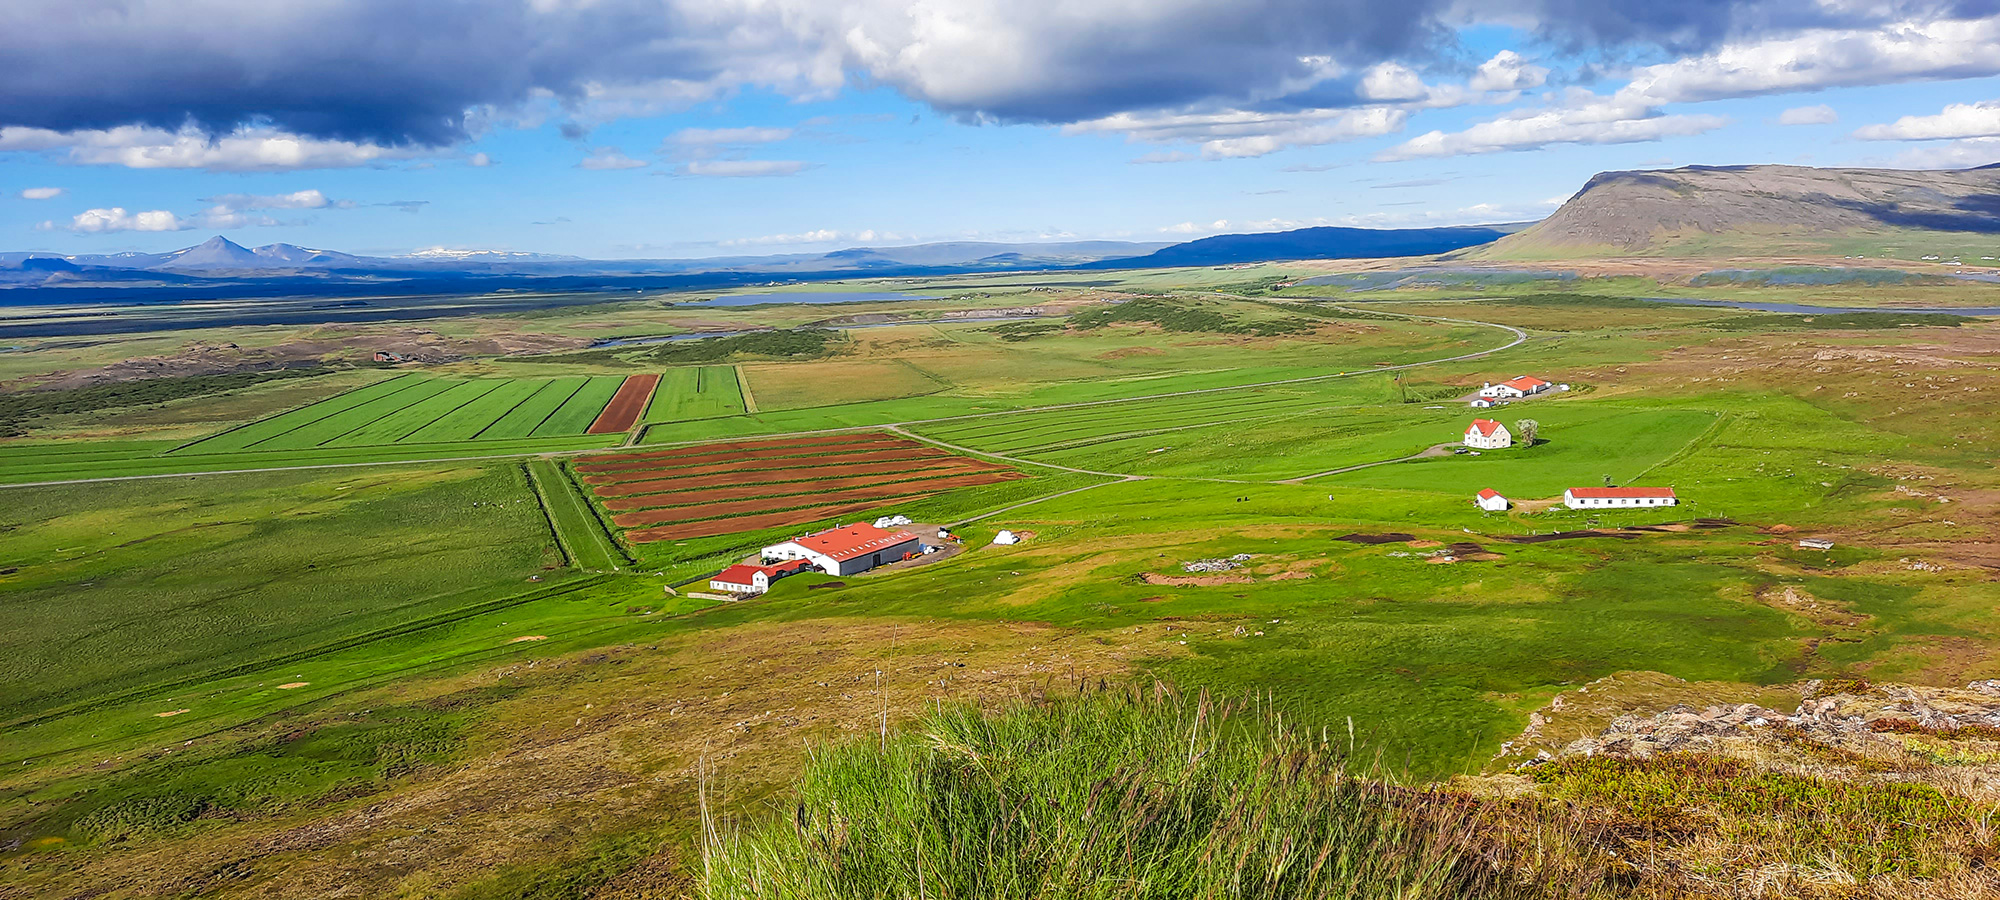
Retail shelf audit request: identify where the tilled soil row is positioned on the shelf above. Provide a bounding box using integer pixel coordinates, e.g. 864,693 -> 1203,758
600,466 -> 1023,511
575,438 -> 930,475
588,457 -> 1010,498
609,471 -> 1020,528
626,499 -> 916,543
583,431 -> 910,466
581,448 -> 954,484
585,373 -> 660,435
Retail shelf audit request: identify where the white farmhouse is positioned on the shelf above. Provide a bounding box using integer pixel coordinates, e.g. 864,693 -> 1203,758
1562,487 -> 1677,509
763,522 -> 923,576
1463,418 -> 1512,449
709,559 -> 810,595
1478,376 -> 1553,399
1474,488 -> 1509,511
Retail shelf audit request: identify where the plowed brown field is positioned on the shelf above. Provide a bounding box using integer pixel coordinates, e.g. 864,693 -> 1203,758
602,467 -> 1019,511
586,373 -> 660,434
586,432 -> 910,465
609,472 -> 1019,528
575,430 -> 1023,544
582,448 -> 954,483
594,458 -> 1009,499
624,501 -> 902,543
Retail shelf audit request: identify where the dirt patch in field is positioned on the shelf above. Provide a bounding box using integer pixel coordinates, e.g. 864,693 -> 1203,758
508,635 -> 549,644
590,458 -> 1008,498
1336,532 -> 1417,544
153,708 -> 190,717
584,373 -> 660,434
277,682 -> 310,690
1268,571 -> 1314,581
1141,573 -> 1255,586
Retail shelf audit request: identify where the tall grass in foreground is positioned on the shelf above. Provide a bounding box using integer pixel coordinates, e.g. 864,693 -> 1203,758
699,686 -> 1557,900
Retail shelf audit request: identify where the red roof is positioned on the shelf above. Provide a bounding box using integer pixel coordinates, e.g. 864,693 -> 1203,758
1566,487 -> 1677,499
1467,418 -> 1504,436
784,523 -> 920,562
713,564 -> 765,584
1477,488 -> 1502,499
1502,375 -> 1550,391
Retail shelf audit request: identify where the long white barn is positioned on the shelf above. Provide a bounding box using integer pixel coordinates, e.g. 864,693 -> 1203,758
763,522 -> 923,576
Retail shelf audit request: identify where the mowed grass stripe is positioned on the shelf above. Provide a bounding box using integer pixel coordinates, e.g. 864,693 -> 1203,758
327,380 -> 502,446
479,377 -> 589,439
532,375 -> 626,436
171,374 -> 423,454
922,393 -> 1321,450
581,448 -> 953,484
589,458 -> 1007,498
406,378 -> 551,443
247,377 -> 463,450
526,458 -> 624,570
600,466 -> 1022,511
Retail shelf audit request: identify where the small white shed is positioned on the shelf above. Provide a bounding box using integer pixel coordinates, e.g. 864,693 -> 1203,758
1474,488 -> 1509,511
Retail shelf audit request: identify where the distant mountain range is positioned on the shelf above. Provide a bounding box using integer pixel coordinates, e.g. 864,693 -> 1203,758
0,226 -> 1523,299
1473,163 -> 2000,259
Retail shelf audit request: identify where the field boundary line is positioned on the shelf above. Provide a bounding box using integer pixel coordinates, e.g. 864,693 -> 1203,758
0,448 -> 615,489
734,364 -> 759,413
1628,410 -> 1731,484
526,458 -> 626,570
306,377 -> 461,449
527,377 -> 591,437
948,475 -> 1137,528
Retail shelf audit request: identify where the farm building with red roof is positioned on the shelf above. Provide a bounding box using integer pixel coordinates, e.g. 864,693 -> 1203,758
1479,375 -> 1554,399
709,559 -> 811,595
1563,487 -> 1678,509
1474,488 -> 1509,511
1464,418 -> 1512,449
762,522 -> 923,576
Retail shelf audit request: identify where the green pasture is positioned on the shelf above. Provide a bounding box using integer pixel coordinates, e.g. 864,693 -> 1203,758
0,464 -> 565,726
168,373 -> 627,455
645,366 -> 746,423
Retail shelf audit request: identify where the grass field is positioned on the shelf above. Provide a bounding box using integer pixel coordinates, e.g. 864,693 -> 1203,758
0,464 -> 564,726
644,366 -> 747,422
8,283 -> 2000,898
168,373 -> 630,454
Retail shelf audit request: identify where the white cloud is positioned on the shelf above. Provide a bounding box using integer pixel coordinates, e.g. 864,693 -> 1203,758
1380,92 -> 1728,160
1854,100 -> 2000,140
468,152 -> 494,167
1469,51 -> 1548,92
1619,17 -> 2000,106
679,159 -> 809,177
19,187 -> 64,200
45,207 -> 189,233
1887,136 -> 2000,168
719,227 -> 905,246
201,189 -> 350,211
0,125 -> 423,171
578,147 -> 648,170
669,126 -> 794,146
1777,104 -> 1839,125
1066,106 -> 1407,159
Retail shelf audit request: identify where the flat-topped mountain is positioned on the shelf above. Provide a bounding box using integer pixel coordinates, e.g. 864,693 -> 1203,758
1475,163 -> 2000,259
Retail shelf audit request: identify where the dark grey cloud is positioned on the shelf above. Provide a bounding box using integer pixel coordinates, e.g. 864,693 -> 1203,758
1,0 -> 1994,150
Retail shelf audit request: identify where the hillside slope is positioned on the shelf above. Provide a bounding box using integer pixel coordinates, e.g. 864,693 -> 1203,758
1474,163 -> 2000,259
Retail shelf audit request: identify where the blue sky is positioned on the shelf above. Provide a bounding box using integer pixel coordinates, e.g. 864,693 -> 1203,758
4,1 -> 1999,259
